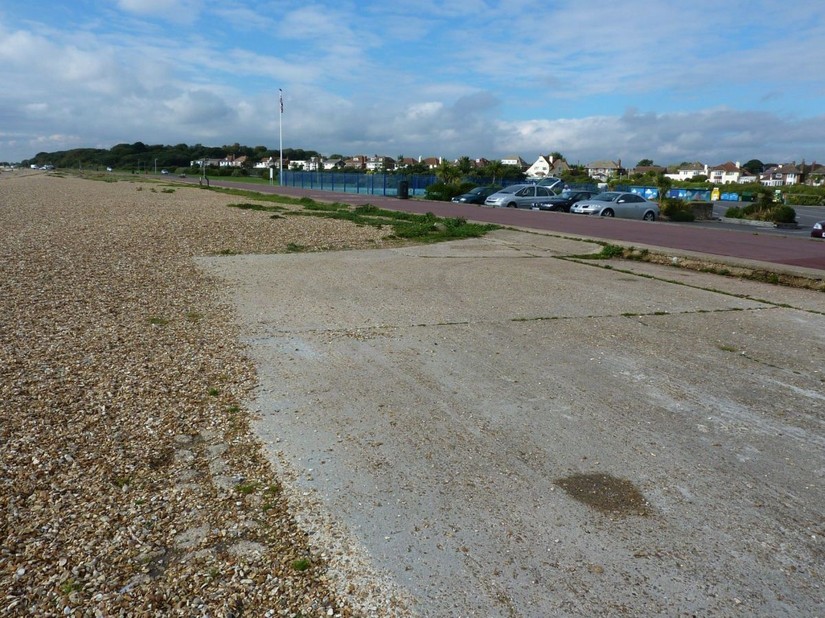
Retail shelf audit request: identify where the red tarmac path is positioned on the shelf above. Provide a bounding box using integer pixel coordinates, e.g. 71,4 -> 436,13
203,180 -> 825,274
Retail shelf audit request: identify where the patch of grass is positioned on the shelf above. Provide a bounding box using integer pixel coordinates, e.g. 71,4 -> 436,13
186,311 -> 203,322
599,244 -> 626,259
285,242 -> 306,252
147,316 -> 169,326
112,475 -> 131,488
227,202 -> 287,213
215,248 -> 240,255
208,387 -> 220,397
236,482 -> 258,495
226,404 -> 240,414
59,579 -> 82,595
569,242 -> 626,260
718,344 -> 737,352
218,188 -> 499,244
291,558 -> 311,572
160,188 -> 175,193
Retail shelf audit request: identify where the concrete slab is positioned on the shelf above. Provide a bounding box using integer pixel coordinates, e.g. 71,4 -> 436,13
198,230 -> 825,617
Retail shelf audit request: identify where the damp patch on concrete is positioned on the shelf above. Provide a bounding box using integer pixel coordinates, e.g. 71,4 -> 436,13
554,473 -> 651,517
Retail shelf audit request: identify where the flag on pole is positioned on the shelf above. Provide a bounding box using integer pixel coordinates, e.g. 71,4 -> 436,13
279,89 -> 284,114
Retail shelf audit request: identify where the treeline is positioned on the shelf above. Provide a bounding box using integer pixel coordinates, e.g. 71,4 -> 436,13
22,142 -> 320,171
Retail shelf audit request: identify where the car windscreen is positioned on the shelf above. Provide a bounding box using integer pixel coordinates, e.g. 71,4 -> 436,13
591,192 -> 621,201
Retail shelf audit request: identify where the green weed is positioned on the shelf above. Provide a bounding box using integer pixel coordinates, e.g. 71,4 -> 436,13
292,558 -> 311,572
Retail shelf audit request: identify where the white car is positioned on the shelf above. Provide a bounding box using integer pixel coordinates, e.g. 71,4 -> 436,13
570,191 -> 659,220
484,184 -> 558,208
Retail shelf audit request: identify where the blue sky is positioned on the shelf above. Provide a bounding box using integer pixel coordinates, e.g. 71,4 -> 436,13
1,0 -> 824,166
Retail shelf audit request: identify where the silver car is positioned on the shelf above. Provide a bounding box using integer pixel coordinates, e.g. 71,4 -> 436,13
484,184 -> 558,208
570,191 -> 659,220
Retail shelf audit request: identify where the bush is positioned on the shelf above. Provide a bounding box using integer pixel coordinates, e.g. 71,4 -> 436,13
769,205 -> 797,224
725,206 -> 744,218
786,193 -> 822,206
660,198 -> 695,221
424,181 -> 475,202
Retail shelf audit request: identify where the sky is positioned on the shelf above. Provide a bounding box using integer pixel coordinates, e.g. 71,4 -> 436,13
1,0 -> 824,166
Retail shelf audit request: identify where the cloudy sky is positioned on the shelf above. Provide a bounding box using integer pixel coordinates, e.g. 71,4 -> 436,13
1,0 -> 824,166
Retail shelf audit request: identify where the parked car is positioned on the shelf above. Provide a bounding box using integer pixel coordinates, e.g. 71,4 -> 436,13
451,185 -> 501,204
570,191 -> 659,220
536,177 -> 564,191
484,184 -> 558,208
812,221 -> 825,238
533,189 -> 594,212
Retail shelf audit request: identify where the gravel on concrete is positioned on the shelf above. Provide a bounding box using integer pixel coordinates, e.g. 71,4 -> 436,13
0,172 -> 412,617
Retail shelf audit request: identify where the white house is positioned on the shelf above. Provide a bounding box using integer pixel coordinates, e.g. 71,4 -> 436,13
665,162 -> 708,181
365,156 -> 395,172
501,155 -> 527,169
254,156 -> 278,169
760,163 -> 802,186
322,158 -> 346,171
708,161 -> 744,184
586,160 -> 624,181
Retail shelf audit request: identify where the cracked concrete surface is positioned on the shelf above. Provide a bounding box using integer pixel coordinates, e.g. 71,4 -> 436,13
200,229 -> 824,617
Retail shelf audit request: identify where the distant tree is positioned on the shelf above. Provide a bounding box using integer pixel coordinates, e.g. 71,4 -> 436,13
560,166 -> 592,184
435,161 -> 462,185
482,160 -> 506,184
500,164 -> 526,182
742,159 -> 764,174
656,173 -> 672,202
637,158 -> 654,167
408,160 -> 430,175
548,151 -> 564,161
455,156 -> 474,176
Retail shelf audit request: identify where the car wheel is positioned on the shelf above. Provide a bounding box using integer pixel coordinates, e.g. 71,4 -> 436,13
643,211 -> 656,221
601,209 -> 614,217
507,202 -> 517,208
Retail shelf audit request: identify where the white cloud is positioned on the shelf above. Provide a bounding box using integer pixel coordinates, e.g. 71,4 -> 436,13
1,0 -> 825,166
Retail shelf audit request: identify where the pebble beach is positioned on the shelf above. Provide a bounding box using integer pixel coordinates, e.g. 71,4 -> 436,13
0,171 -> 410,616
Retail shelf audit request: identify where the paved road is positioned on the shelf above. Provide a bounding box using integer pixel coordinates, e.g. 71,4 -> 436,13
188,179 -> 825,273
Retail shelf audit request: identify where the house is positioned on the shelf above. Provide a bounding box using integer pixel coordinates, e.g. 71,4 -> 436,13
396,157 -> 418,169
586,160 -> 624,181
190,158 -> 223,168
806,163 -> 825,186
346,155 -> 367,170
664,162 -> 707,181
419,156 -> 443,169
738,169 -> 758,184
525,155 -> 570,179
322,158 -> 346,171
708,161 -> 744,184
219,154 -> 248,168
254,156 -> 278,169
365,155 -> 395,172
760,163 -> 802,186
501,155 -> 527,169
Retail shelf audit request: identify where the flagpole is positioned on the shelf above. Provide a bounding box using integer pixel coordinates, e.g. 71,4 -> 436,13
278,89 -> 284,187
